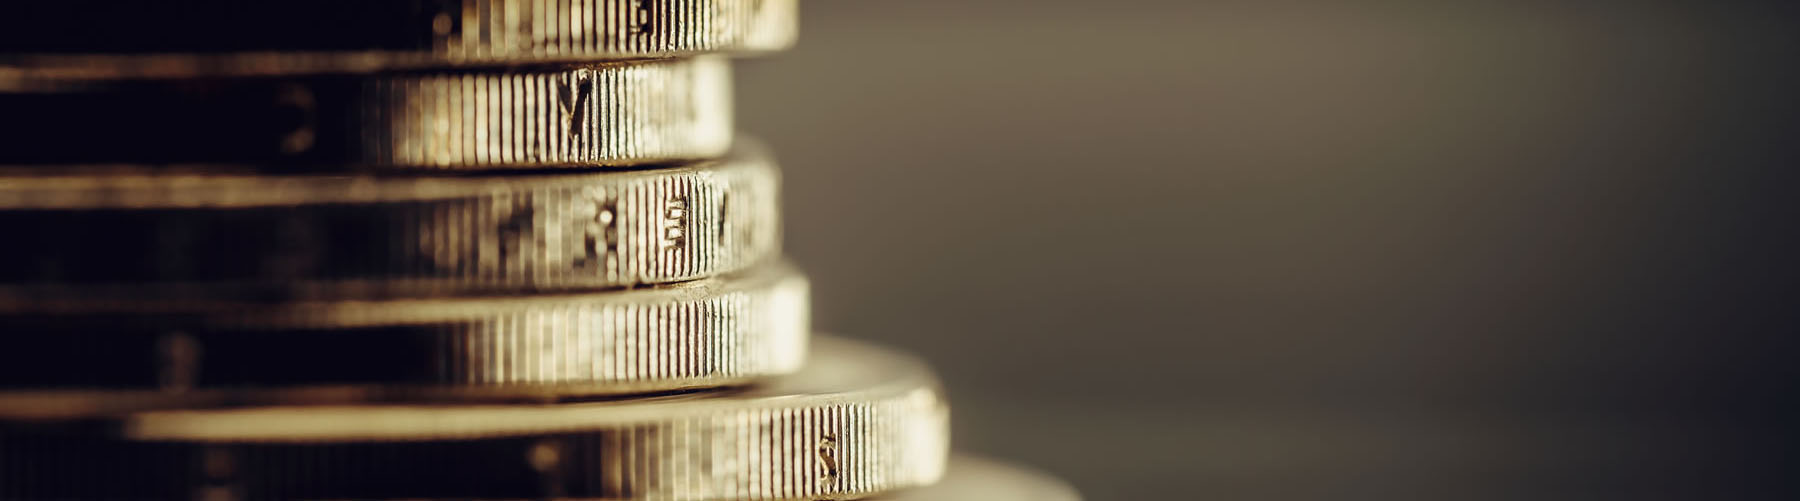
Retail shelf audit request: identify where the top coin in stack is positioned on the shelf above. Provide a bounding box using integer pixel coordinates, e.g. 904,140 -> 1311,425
0,0 -> 797,80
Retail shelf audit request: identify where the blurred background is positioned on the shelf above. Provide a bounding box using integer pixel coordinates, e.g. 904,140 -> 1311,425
738,2 -> 1797,499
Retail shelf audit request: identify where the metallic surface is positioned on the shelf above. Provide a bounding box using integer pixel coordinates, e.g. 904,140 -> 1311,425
890,456 -> 1081,501
0,140 -> 779,297
0,337 -> 948,501
0,262 -> 808,406
0,0 -> 796,79
0,57 -> 731,169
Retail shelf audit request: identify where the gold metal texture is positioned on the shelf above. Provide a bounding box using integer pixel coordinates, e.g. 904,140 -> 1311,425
888,455 -> 1082,501
0,337 -> 948,501
0,262 -> 808,405
0,0 -> 796,80
0,139 -> 779,299
0,57 -> 731,170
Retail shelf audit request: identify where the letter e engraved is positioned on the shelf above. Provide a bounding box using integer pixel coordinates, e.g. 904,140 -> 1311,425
557,71 -> 594,144
816,435 -> 840,490
576,190 -> 620,275
660,198 -> 688,250
273,84 -> 316,155
630,0 -> 656,36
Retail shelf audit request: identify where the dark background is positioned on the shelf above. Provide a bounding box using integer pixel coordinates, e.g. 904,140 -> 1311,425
738,2 -> 1798,499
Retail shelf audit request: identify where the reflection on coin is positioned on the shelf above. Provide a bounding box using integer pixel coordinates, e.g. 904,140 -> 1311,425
892,456 -> 1081,501
0,0 -> 795,80
0,337 -> 947,501
0,262 -> 808,407
0,57 -> 731,168
0,139 -> 779,298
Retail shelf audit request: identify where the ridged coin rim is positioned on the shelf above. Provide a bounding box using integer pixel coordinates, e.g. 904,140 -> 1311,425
0,139 -> 780,297
0,0 -> 796,80
0,57 -> 732,169
0,262 -> 809,406
0,337 -> 948,501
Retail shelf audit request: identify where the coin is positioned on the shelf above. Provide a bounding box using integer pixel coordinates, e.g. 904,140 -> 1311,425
891,456 -> 1081,501
0,337 -> 947,501
0,57 -> 730,169
0,139 -> 779,298
0,0 -> 795,80
0,262 -> 807,407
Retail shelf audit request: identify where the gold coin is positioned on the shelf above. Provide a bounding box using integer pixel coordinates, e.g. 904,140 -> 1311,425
0,139 -> 779,298
0,57 -> 731,169
0,337 -> 948,501
0,0 -> 796,80
0,262 -> 808,406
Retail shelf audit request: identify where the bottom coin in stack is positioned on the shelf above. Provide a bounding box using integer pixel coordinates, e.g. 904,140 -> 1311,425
0,337 -> 947,501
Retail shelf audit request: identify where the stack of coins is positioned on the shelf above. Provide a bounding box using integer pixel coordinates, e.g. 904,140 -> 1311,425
0,1 -> 1075,500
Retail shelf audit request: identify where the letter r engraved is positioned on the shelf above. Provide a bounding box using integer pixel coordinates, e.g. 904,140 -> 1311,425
661,198 -> 688,249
